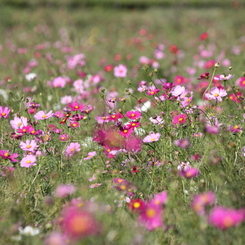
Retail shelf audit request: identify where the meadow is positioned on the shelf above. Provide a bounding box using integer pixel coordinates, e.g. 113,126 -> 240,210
0,3 -> 245,245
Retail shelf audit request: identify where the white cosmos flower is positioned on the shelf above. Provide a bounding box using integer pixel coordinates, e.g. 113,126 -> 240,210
18,226 -> 40,236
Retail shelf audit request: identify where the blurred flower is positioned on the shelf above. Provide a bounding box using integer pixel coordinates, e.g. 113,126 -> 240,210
18,226 -> 40,236
127,198 -> 146,213
90,183 -> 102,188
174,138 -> 190,148
213,74 -> 234,81
197,72 -> 209,80
59,206 -> 100,240
25,73 -> 37,81
84,151 -> 96,160
191,191 -> 216,216
209,206 -> 245,230
45,232 -> 68,245
54,184 -> 76,198
179,168 -> 199,178
114,64 -> 127,77
150,191 -> 168,206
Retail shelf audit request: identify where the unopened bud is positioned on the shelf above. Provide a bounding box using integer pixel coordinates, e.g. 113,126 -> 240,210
214,63 -> 220,68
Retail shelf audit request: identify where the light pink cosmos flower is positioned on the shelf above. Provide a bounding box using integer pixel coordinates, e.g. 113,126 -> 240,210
10,116 -> 28,129
20,139 -> 38,152
149,116 -> 164,125
171,85 -> 186,97
65,142 -> 81,157
52,76 -> 67,88
90,183 -> 102,188
84,151 -> 96,160
114,64 -> 127,77
61,95 -> 73,104
179,167 -> 199,178
20,155 -> 37,167
54,184 -> 76,198
143,133 -> 161,143
150,191 -> 168,206
191,191 -> 216,216
0,106 -> 10,118
205,87 -> 227,102
213,74 -> 234,81
34,111 -> 54,120
209,206 -> 245,230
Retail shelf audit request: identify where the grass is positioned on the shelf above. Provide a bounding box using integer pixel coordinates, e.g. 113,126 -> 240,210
0,5 -> 245,245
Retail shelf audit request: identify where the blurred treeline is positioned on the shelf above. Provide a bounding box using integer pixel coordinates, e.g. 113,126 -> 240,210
0,0 -> 244,8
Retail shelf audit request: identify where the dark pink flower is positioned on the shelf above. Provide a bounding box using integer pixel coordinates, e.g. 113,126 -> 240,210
125,111 -> 142,120
0,106 -> 10,118
68,101 -> 86,111
172,114 -> 188,125
0,150 -> 18,162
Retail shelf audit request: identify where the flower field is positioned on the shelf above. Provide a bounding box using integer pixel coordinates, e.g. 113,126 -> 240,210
0,4 -> 245,245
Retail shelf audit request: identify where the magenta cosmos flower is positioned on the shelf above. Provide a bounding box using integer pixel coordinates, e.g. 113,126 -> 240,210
0,106 -> 10,118
20,139 -> 38,152
34,110 -> 54,120
125,110 -> 142,120
209,206 -> 245,230
65,142 -> 81,157
20,155 -> 37,167
114,64 -> 127,77
205,87 -> 227,102
143,133 -> 161,143
0,150 -> 18,162
172,114 -> 188,125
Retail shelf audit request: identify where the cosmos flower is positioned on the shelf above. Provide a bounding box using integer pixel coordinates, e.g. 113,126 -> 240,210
34,110 -> 54,120
65,142 -> 81,157
19,139 -> 38,152
0,106 -> 10,118
20,155 -> 37,168
209,206 -> 245,230
114,64 -> 127,77
143,133 -> 161,143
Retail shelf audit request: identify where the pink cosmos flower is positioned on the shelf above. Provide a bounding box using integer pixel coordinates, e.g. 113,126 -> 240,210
95,115 -> 109,124
146,85 -> 160,96
45,232 -> 68,245
174,138 -> 190,148
0,150 -> 18,162
20,139 -> 38,152
59,134 -> 68,141
179,167 -> 199,178
150,191 -> 168,206
20,155 -> 37,167
125,111 -> 141,120
107,113 -> 123,121
213,74 -> 234,81
89,183 -> 102,188
127,198 -> 146,213
209,206 -> 245,230
114,64 -> 127,77
61,95 -> 73,104
59,206 -> 100,240
229,125 -> 242,133
172,114 -> 188,125
124,136 -> 142,152
118,127 -> 134,138
171,85 -> 186,97
0,106 -> 10,118
138,203 -> 164,230
205,87 -> 227,102
68,101 -> 86,111
54,184 -> 76,198
174,75 -> 186,85
177,162 -> 191,171
52,76 -> 67,88
149,116 -> 164,125
34,110 -> 54,120
191,191 -> 216,216
236,77 -> 245,88
143,133 -> 161,143
84,151 -> 96,160
10,116 -> 28,129
65,142 -> 81,157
